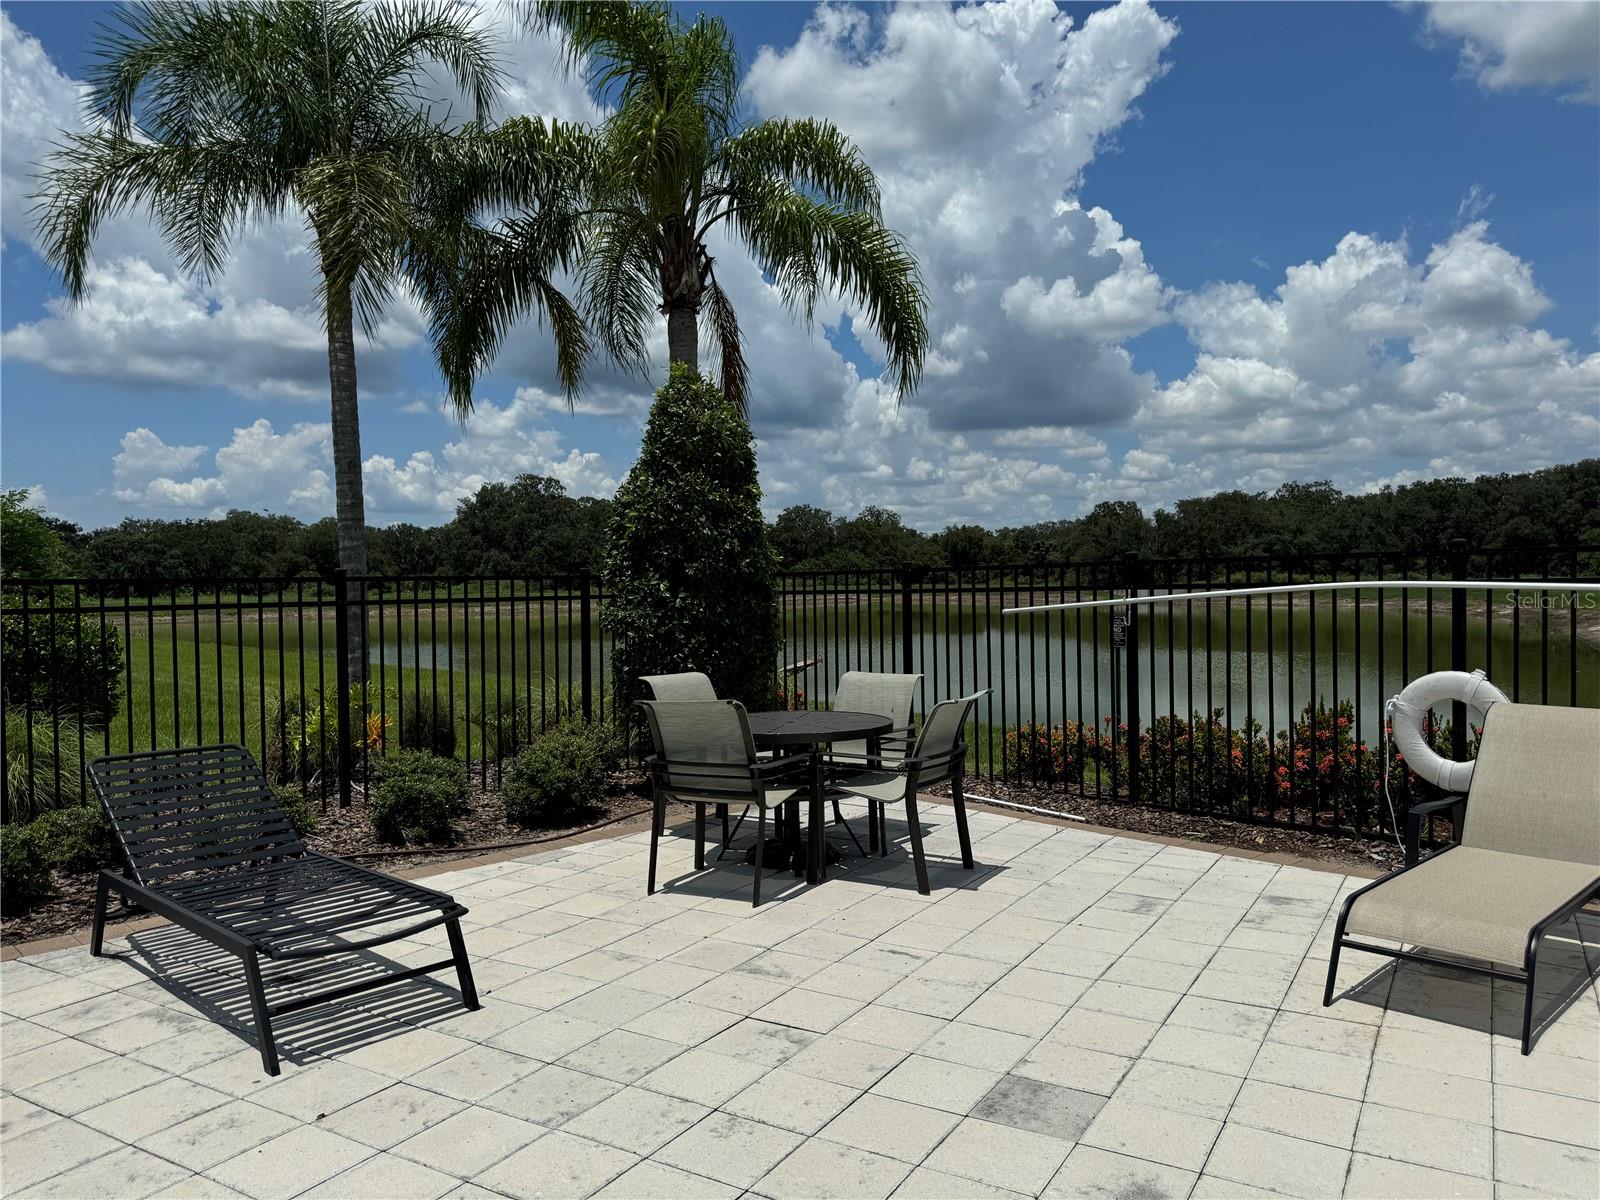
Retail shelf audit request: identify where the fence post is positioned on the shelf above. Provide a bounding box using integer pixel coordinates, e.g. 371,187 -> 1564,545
899,564 -> 916,675
1123,557 -> 1141,806
579,573 -> 594,723
333,569 -> 353,808
1449,538 -> 1469,761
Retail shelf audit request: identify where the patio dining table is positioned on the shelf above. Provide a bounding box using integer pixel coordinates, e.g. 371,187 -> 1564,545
744,708 -> 894,885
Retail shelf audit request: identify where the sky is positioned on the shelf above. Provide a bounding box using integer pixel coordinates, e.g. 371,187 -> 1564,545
1,0 -> 1597,534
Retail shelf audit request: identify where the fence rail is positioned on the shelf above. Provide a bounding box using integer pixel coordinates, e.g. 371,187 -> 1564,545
4,542 -> 1596,836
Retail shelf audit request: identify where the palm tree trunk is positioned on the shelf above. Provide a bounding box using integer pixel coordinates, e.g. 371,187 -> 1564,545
666,305 -> 698,374
325,278 -> 368,687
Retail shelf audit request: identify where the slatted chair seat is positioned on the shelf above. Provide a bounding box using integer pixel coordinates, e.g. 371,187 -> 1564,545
158,852 -> 464,960
88,745 -> 478,1074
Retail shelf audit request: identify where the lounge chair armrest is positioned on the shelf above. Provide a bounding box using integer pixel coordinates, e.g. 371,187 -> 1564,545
1405,794 -> 1466,866
98,869 -> 255,955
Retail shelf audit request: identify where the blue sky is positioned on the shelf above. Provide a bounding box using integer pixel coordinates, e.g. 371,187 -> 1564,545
2,1 -> 1597,532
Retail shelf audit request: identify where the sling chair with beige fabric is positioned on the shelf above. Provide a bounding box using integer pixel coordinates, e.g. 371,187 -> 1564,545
1324,702 -> 1600,1054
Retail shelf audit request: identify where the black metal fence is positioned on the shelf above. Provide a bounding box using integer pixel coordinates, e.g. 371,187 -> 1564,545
4,542 -> 1595,836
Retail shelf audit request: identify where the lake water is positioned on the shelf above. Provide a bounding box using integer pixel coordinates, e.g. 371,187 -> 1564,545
175,592 -> 1595,748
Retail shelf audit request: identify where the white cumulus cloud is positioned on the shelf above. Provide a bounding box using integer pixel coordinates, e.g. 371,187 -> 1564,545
1418,1 -> 1600,103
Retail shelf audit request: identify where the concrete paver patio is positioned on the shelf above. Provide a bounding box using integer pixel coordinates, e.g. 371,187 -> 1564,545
3,800 -> 1597,1199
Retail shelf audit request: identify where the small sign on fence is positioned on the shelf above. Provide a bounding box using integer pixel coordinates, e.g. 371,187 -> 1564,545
1110,611 -> 1128,647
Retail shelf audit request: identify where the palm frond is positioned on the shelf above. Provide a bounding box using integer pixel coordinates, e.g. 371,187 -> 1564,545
713,117 -> 879,218
729,188 -> 928,399
579,209 -> 663,376
354,0 -> 504,126
702,271 -> 749,414
408,213 -> 590,416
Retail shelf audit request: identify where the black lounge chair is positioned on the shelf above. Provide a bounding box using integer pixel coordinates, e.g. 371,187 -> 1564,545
87,744 -> 478,1075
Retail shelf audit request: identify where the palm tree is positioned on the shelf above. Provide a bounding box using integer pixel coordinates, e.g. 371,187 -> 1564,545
439,0 -> 929,413
31,0 -> 585,681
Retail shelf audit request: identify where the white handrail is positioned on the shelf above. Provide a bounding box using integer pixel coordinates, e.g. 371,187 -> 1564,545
1002,579 -> 1600,616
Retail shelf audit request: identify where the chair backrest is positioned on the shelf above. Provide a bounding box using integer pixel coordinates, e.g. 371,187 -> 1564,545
1461,702 -> 1600,866
637,699 -> 758,802
909,692 -> 987,786
639,672 -> 718,701
832,671 -> 922,732
88,745 -> 304,887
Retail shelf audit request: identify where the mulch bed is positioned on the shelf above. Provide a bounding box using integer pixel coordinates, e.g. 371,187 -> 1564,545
5,767 -> 1411,948
926,776 -> 1410,874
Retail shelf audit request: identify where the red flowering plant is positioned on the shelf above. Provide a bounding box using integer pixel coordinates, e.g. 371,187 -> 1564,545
1003,719 -> 1111,783
1140,709 -> 1269,815
1268,699 -> 1463,834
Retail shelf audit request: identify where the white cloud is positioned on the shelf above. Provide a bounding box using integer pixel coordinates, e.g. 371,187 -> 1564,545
1143,222 -> 1598,488
0,9 -> 83,246
109,391 -> 619,521
744,0 -> 1177,433
1,257 -> 423,400
1418,1 -> 1600,103
364,388 -> 619,514
111,421 -> 332,512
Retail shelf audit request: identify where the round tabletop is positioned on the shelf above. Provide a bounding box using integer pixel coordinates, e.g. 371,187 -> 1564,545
745,709 -> 894,746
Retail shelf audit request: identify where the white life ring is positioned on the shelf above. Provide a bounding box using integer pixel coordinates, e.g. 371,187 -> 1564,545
1388,669 -> 1508,793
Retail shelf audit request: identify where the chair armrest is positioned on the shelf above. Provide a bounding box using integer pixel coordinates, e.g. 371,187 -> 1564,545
825,749 -> 899,768
1405,794 -> 1466,866
754,752 -> 813,776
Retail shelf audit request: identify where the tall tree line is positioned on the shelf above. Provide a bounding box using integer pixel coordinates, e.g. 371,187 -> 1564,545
23,460 -> 1598,586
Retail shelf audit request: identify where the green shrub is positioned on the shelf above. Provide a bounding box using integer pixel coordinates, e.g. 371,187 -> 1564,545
263,688 -> 376,789
1,823 -> 54,915
502,723 -> 619,828
602,366 -> 783,728
398,693 -> 457,758
1,594 -> 124,728
3,709 -> 86,822
28,805 -> 118,873
367,751 -> 467,845
273,785 -> 321,837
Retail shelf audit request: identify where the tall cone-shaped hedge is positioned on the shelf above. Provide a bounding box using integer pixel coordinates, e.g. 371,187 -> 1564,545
602,366 -> 782,722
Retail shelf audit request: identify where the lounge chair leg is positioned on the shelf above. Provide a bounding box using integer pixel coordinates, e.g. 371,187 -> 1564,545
1521,926 -> 1546,1056
720,803 -> 729,843
647,793 -> 665,893
952,776 -> 974,870
868,799 -> 880,854
1322,940 -> 1342,1008
879,800 -> 889,857
753,807 -> 767,907
446,918 -> 479,1010
904,793 -> 932,896
241,950 -> 280,1077
90,873 -> 111,957
694,805 -> 706,871
1520,972 -> 1537,1056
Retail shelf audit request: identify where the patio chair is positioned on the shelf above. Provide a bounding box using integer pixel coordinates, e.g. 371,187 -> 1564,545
639,699 -> 813,906
639,672 -> 730,841
87,745 -> 478,1076
1324,702 -> 1600,1054
830,691 -> 987,894
824,671 -> 922,853
639,671 -> 718,700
